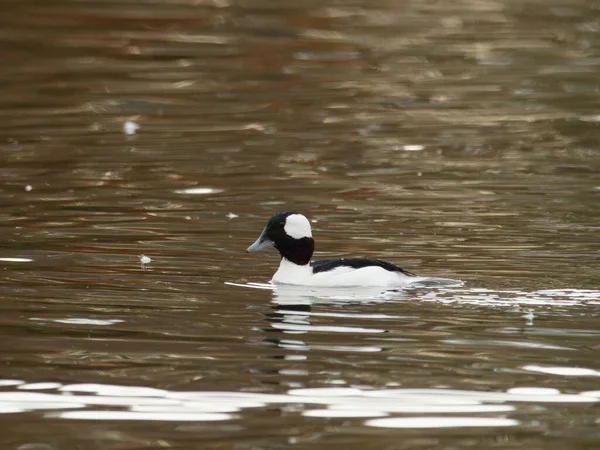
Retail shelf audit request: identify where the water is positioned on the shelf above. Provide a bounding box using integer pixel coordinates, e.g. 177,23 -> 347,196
1,0 -> 600,448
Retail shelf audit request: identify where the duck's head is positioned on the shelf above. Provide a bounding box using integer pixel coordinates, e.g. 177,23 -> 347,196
247,212 -> 314,265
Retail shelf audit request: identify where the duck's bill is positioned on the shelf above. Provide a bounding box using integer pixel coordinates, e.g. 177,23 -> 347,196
247,231 -> 274,252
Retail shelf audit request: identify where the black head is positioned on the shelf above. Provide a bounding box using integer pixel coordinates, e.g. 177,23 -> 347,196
247,212 -> 315,265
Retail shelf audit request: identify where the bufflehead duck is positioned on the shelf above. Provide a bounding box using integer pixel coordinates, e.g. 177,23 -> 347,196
247,212 -> 419,287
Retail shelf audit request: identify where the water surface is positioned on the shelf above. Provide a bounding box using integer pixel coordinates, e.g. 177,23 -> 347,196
1,0 -> 600,448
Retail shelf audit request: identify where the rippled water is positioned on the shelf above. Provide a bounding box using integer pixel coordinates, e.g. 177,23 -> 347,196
1,0 -> 600,448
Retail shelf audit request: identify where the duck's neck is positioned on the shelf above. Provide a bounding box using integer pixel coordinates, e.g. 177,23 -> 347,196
275,237 -> 314,266
273,257 -> 313,285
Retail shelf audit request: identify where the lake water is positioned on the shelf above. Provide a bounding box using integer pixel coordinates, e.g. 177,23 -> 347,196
1,0 -> 600,448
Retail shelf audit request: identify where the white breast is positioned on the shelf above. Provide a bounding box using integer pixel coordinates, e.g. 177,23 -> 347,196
271,258 -> 416,287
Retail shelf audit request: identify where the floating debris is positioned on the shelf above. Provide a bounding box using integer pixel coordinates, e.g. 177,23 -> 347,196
24,185 -> 33,192
226,212 -> 239,219
139,255 -> 152,269
123,121 -> 140,135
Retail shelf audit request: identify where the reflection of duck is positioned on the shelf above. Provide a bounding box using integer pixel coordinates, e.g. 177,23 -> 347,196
271,284 -> 407,306
248,212 -> 462,288
266,286 -> 393,339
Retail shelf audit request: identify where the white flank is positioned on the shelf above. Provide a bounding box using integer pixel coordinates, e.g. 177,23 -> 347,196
272,258 -> 415,287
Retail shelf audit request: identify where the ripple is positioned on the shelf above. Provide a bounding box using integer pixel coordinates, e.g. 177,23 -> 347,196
332,404 -> 515,414
417,288 -> 600,307
365,417 -> 519,429
288,388 -> 363,397
53,411 -> 233,422
224,281 -> 275,290
442,339 -> 573,351
304,409 -> 387,418
228,283 -> 600,309
507,387 -> 561,395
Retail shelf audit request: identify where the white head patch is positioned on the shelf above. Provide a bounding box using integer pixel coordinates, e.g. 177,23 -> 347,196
284,214 -> 312,239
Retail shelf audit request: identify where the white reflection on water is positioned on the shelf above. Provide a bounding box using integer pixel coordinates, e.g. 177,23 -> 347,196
59,384 -> 169,397
0,381 -> 596,424
57,411 -> 232,422
305,409 -> 387,418
418,288 -> 600,307
18,382 -> 62,390
0,380 -> 24,387
365,417 -> 519,428
270,322 -> 387,334
30,318 -> 125,326
522,365 -> 600,377
173,187 -> 223,195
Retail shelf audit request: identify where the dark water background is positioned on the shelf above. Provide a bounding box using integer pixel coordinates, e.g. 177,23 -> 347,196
1,0 -> 600,448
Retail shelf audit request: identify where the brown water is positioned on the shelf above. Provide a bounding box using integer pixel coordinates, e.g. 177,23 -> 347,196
1,0 -> 600,448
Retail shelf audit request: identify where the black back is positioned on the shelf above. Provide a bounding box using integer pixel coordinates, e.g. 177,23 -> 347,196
311,257 -> 416,276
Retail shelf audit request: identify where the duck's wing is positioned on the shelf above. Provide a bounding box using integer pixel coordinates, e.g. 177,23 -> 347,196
310,257 -> 417,277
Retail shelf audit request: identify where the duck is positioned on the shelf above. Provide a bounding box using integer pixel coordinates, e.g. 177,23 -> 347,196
246,212 -> 420,287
